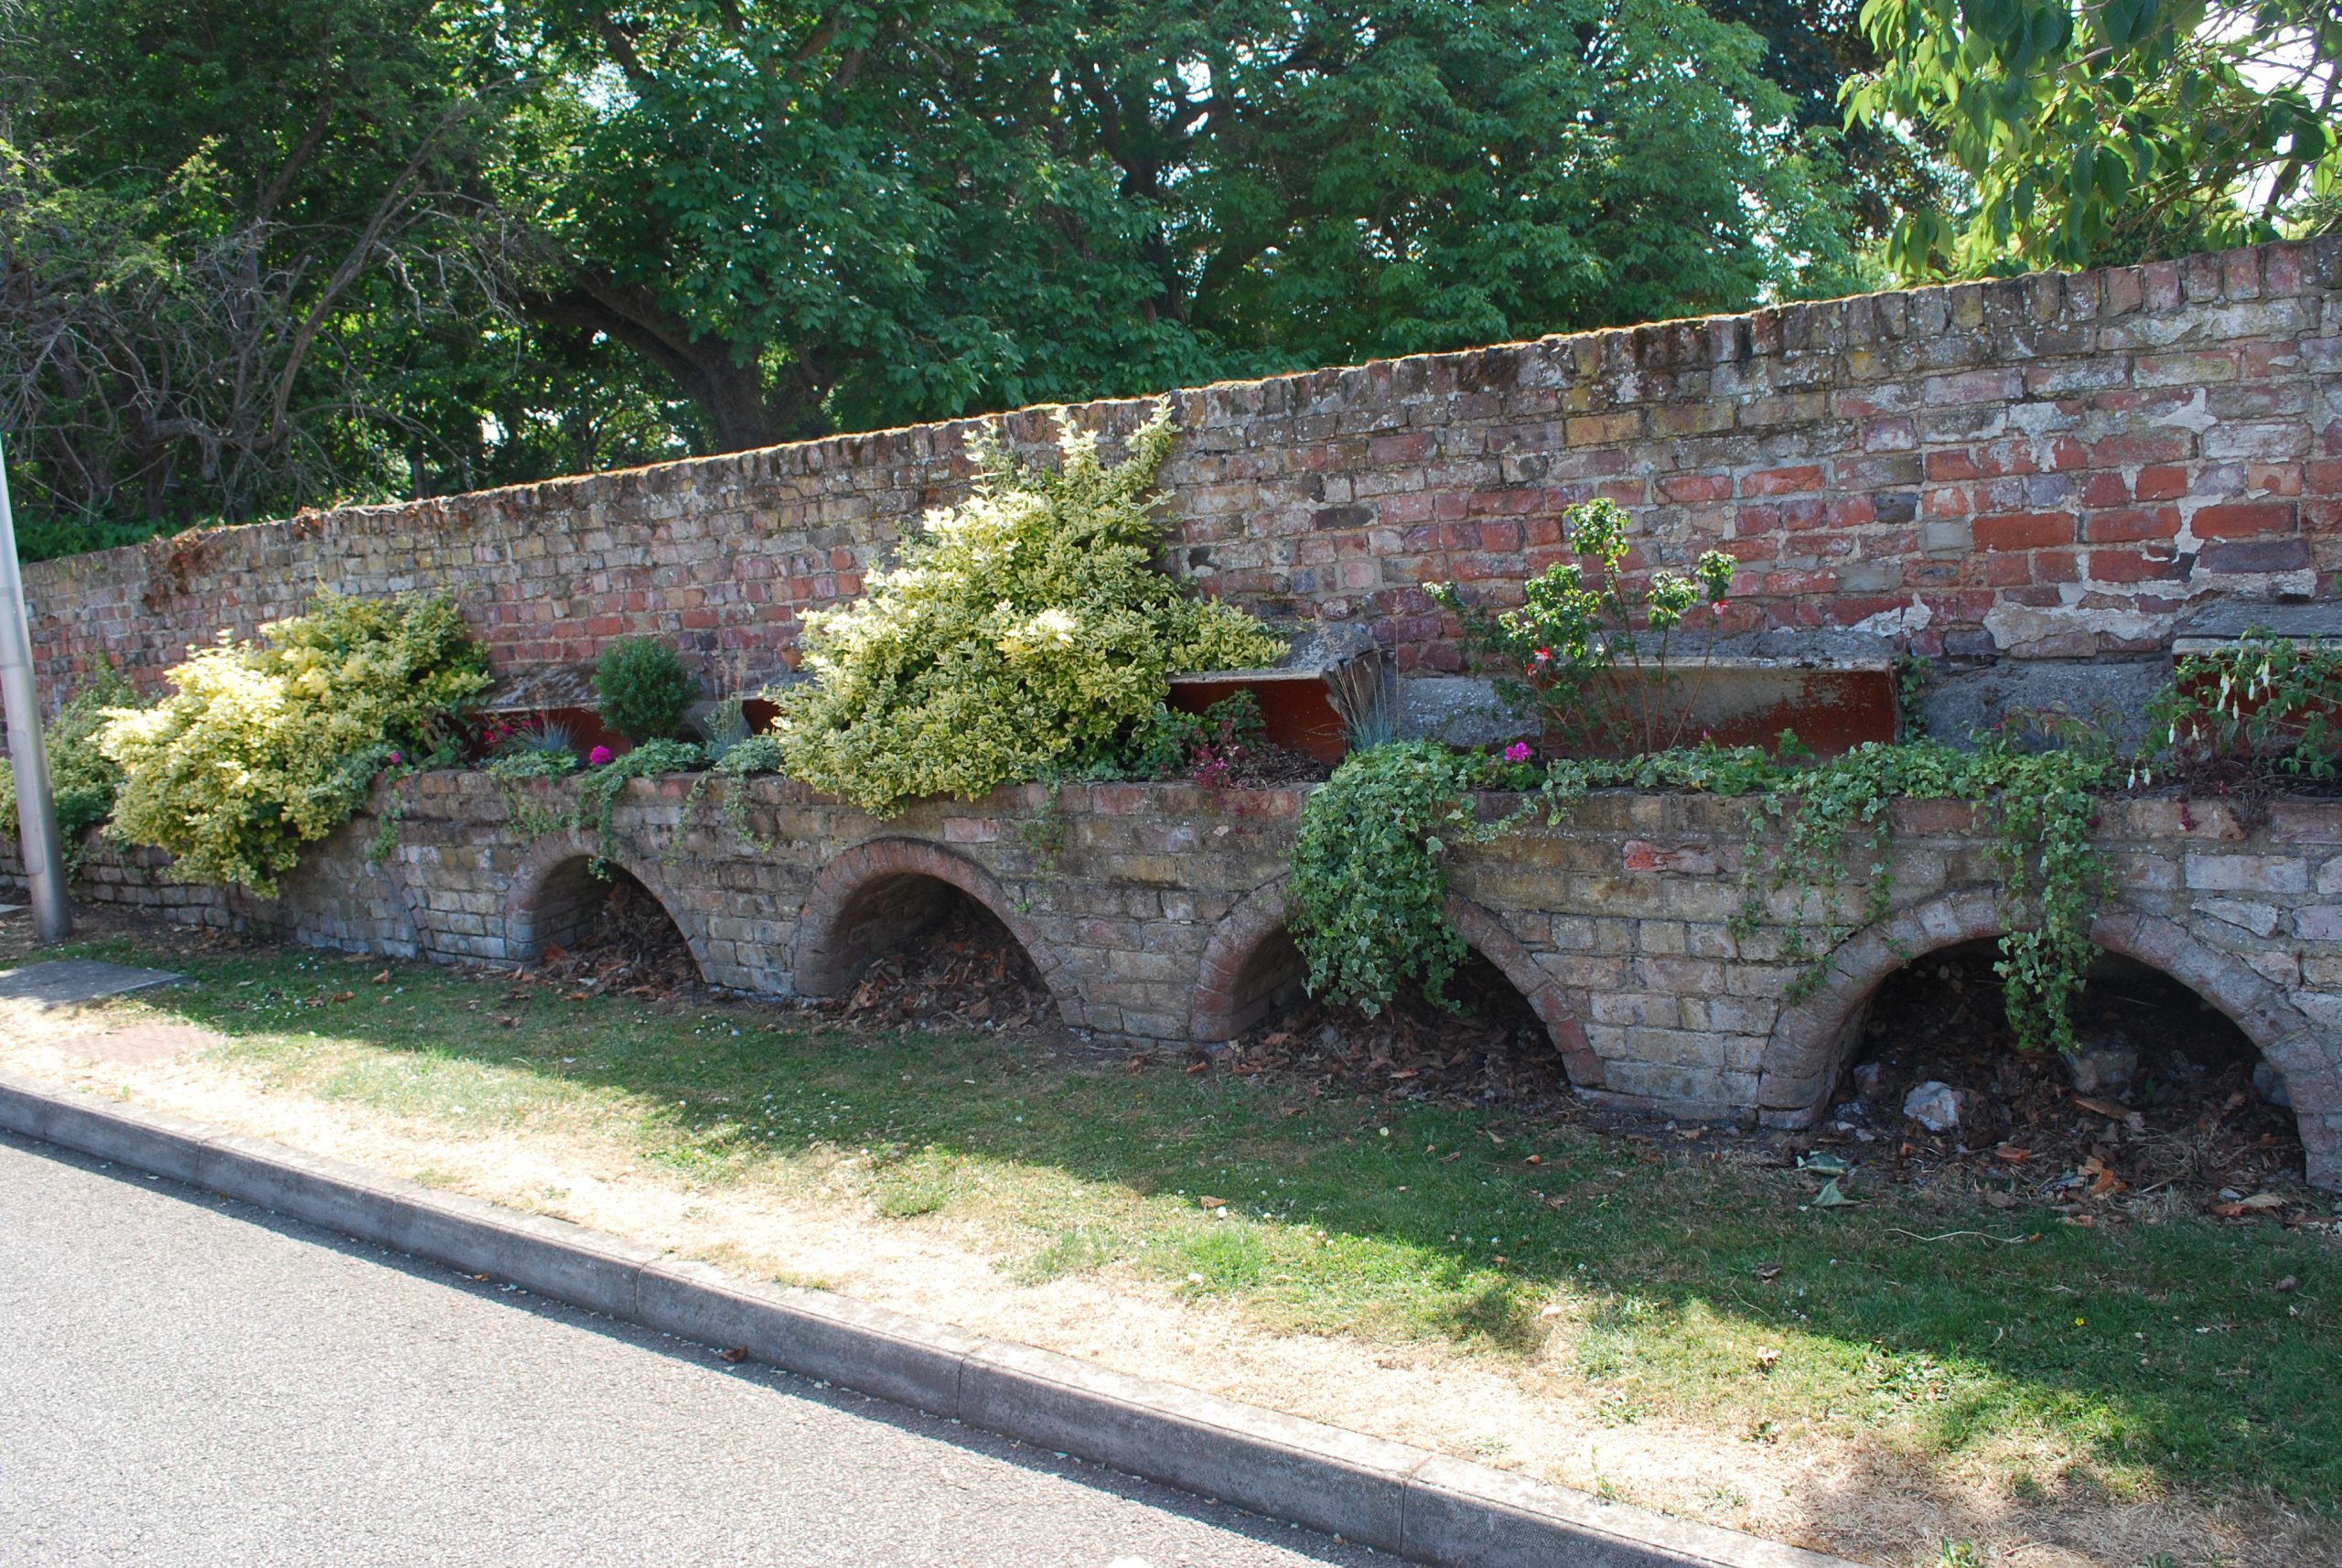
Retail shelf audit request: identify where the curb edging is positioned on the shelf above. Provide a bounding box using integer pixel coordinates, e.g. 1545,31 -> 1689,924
0,1072 -> 1854,1568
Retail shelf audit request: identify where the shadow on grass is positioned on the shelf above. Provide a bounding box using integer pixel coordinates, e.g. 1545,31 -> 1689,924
64,932 -> 2342,1511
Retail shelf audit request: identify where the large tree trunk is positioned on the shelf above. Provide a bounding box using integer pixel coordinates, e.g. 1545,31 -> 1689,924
522,276 -> 806,453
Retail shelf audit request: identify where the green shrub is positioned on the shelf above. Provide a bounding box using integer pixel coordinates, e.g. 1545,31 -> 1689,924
100,592 -> 489,894
0,664 -> 145,865
777,403 -> 1283,815
593,637 -> 701,744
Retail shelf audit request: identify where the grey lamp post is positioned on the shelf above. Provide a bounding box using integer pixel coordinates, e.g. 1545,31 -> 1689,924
0,432 -> 70,943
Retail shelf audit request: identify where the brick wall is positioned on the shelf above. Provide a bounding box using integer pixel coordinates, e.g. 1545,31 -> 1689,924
16,774 -> 2340,1189
24,237 -> 2342,703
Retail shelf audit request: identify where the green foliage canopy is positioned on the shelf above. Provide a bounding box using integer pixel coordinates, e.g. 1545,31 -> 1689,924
1847,0 -> 2342,274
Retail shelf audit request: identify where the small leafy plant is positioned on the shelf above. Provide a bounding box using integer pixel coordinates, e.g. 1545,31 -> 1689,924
2146,629 -> 2342,780
0,663 -> 145,867
594,637 -> 701,745
1429,498 -> 1735,756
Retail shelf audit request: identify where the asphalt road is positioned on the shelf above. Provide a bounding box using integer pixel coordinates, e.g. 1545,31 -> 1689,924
0,1132 -> 1380,1568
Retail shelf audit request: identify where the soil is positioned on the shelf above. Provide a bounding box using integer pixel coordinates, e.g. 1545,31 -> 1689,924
1216,953 -> 1574,1107
1824,938 -> 2314,1221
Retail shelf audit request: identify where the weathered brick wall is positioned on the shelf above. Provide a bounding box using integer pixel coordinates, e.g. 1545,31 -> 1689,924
24,236 -> 2342,703
17,776 -> 2339,1189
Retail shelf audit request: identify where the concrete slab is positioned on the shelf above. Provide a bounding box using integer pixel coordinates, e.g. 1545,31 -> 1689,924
0,959 -> 184,1008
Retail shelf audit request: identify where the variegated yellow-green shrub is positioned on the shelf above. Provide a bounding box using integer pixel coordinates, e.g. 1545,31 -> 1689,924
778,403 -> 1283,815
100,593 -> 489,894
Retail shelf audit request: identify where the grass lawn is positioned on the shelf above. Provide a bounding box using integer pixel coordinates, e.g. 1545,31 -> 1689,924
22,930 -> 2342,1538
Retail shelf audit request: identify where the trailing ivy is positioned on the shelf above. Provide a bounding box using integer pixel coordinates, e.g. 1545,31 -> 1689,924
1294,726 -> 2120,1054
1550,735 -> 2114,1055
570,739 -> 709,871
1286,741 -> 1526,1015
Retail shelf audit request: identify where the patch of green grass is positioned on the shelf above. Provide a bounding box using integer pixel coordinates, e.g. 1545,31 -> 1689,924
49,934 -> 2342,1509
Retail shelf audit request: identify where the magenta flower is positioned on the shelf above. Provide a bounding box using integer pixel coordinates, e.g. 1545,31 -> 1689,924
387,750 -> 403,766
589,745 -> 614,766
1503,742 -> 1531,764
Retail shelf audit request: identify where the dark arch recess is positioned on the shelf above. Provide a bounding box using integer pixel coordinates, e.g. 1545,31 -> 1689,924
791,838 -> 1083,1027
1188,880 -> 1601,1086
1756,888 -> 2336,1188
500,832 -> 711,983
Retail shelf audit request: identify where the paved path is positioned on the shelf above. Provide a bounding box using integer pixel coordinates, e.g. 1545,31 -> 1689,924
0,1133 -> 1378,1568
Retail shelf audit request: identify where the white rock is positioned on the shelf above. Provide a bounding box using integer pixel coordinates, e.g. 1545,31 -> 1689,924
1903,1079 -> 1963,1133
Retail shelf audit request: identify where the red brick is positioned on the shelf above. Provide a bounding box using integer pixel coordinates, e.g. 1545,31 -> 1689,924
2084,507 -> 2180,543
2078,471 -> 2131,507
2134,465 -> 2187,500
1658,474 -> 1733,503
2088,548 -> 2186,582
1973,512 -> 2074,551
2192,502 -> 2296,539
1742,464 -> 1824,497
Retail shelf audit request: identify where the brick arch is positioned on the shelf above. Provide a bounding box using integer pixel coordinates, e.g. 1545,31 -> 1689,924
1756,888 -> 2337,1187
500,831 -> 712,983
791,838 -> 1082,1026
1188,879 -> 1599,1085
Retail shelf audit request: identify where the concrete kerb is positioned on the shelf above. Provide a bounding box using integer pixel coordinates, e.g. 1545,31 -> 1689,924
0,1071 -> 1859,1568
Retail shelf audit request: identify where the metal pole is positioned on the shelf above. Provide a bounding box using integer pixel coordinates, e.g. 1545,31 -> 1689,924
0,433 -> 70,943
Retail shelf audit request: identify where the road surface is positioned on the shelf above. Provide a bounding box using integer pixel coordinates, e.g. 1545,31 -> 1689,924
0,1131 -> 1380,1568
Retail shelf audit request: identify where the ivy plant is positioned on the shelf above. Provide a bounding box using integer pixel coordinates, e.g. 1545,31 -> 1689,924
1285,741 -> 1525,1015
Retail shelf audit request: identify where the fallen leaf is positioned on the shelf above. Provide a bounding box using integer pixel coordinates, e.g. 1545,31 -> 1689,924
2073,1096 -> 2130,1119
1754,1347 -> 1780,1372
371,970 -> 392,984
715,1348 -> 748,1364
1198,1196 -> 1228,1210
1184,1058 -> 1211,1077
1755,1262 -> 1781,1281
1994,1144 -> 2031,1163
2275,1275 -> 2300,1293
2212,1192 -> 2291,1216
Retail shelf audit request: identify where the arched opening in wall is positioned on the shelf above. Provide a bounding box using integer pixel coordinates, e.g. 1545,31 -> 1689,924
1222,934 -> 1565,1106
805,875 -> 1054,1032
1836,938 -> 2304,1195
521,860 -> 699,999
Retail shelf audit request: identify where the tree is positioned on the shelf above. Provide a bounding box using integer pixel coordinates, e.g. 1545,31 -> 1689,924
510,0 -> 1861,444
0,0 -> 525,528
1846,0 -> 2342,275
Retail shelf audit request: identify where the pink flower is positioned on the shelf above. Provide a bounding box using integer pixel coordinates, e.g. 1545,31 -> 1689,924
589,745 -> 614,766
387,751 -> 402,766
1503,742 -> 1531,764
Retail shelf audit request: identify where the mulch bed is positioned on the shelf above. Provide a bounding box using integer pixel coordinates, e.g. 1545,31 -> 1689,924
1816,939 -> 2317,1224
